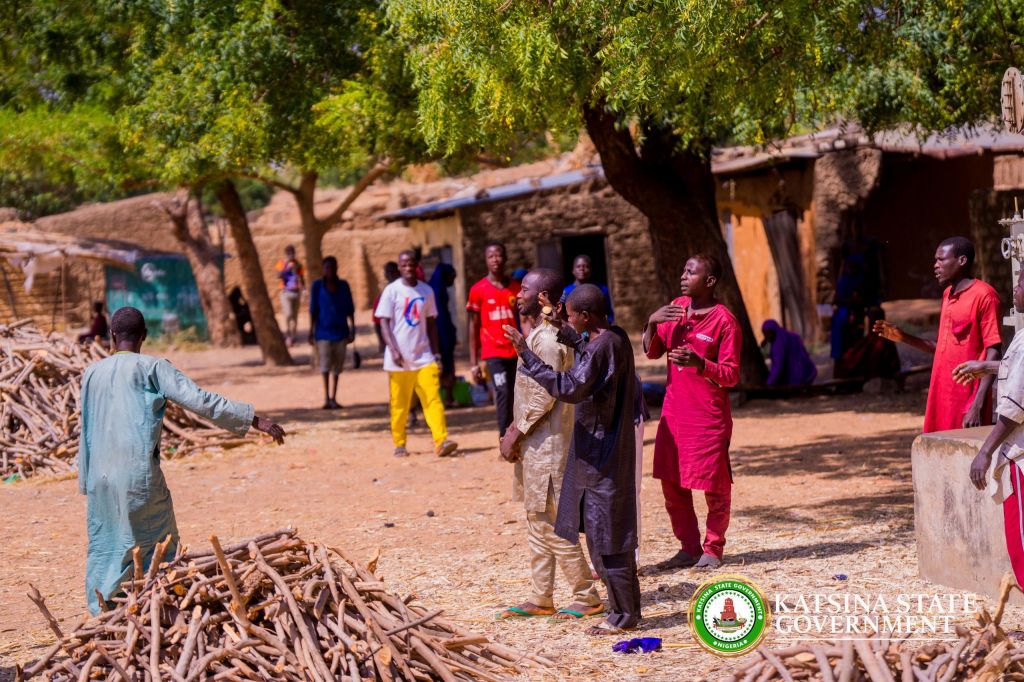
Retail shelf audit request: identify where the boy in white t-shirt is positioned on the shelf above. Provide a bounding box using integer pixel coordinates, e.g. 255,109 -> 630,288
375,250 -> 459,457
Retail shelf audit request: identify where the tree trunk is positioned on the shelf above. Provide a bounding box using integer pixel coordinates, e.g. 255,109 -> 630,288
215,179 -> 293,366
156,191 -> 240,348
288,163 -> 391,281
583,104 -> 767,384
294,171 -> 324,281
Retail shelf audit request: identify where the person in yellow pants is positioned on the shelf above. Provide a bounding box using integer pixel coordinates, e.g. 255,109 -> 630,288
388,363 -> 450,452
375,250 -> 459,457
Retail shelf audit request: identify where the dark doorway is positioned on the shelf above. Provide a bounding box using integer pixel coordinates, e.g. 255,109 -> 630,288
560,235 -> 609,286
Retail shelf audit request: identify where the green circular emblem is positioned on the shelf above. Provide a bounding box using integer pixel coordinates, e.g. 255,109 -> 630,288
688,574 -> 771,657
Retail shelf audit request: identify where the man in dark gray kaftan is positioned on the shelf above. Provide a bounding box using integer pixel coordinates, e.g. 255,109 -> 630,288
511,286 -> 641,631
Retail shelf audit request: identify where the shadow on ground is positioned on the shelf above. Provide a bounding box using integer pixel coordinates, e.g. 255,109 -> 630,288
732,427 -> 919,481
727,540 -> 876,566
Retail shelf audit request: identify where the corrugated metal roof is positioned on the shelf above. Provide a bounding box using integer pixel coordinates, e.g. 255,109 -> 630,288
380,166 -> 604,221
711,123 -> 1024,175
381,124 -> 1024,220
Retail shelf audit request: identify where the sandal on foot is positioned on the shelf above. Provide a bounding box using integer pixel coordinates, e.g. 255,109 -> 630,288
496,603 -> 554,620
550,604 -> 604,621
585,620 -> 635,636
393,446 -> 409,458
693,553 -> 723,570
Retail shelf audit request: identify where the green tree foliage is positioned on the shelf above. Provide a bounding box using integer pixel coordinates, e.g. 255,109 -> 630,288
0,0 -> 142,216
120,0 -> 413,183
0,106 -> 141,218
842,2 -> 1023,131
385,0 -> 1020,379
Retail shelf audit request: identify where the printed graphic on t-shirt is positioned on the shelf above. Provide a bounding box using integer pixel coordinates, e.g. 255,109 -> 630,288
488,303 -> 516,322
403,296 -> 425,327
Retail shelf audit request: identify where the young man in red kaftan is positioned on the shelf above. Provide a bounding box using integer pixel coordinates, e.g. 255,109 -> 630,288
875,237 -> 1001,433
643,254 -> 741,571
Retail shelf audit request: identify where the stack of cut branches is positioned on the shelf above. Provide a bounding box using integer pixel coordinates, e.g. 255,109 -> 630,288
1,319 -> 257,479
726,574 -> 1024,682
20,529 -> 550,681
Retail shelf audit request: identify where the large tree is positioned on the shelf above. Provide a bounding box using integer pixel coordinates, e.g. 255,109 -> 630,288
122,0 -> 426,280
0,1 -> 248,346
385,0 -> 1019,381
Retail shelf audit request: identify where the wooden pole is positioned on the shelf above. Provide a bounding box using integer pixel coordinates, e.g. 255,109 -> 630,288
60,259 -> 66,333
0,260 -> 19,319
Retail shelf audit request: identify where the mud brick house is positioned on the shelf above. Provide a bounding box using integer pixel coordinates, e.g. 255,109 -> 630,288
714,124 -> 1024,343
381,165 -> 662,341
0,224 -> 149,331
9,126 -> 1024,347
386,125 -> 1024,345
0,161 -> 568,337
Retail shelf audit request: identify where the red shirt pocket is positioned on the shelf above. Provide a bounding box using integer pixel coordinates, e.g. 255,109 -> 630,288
950,318 -> 971,343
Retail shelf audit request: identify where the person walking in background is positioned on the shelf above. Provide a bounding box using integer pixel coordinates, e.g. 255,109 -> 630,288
309,256 -> 356,410
874,237 -> 1001,432
78,307 -> 285,614
429,263 -> 459,406
496,269 -> 603,621
645,254 -> 741,572
467,241 -> 520,438
376,250 -> 458,458
561,254 -> 614,324
761,319 -> 817,387
275,245 -> 305,346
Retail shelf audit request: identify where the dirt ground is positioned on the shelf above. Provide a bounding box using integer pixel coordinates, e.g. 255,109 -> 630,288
1,338 -> 1019,681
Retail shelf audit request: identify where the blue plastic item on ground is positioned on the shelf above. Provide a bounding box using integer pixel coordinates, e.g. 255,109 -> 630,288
613,637 -> 663,654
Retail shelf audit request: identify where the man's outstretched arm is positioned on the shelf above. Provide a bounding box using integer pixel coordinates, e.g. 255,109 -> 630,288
964,345 -> 1003,428
504,325 -> 606,404
153,359 -> 285,443
873,320 -> 936,355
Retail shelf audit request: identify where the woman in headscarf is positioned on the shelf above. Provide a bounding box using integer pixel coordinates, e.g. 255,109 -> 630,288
761,319 -> 818,387
429,263 -> 458,404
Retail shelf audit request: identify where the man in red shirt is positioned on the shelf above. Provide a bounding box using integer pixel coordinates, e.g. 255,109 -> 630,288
467,242 -> 521,437
874,237 -> 1002,433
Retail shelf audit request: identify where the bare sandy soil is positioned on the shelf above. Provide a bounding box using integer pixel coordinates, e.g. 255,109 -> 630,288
1,339 -> 1018,681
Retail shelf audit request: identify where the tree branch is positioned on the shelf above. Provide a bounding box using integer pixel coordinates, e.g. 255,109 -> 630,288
314,159 -> 391,233
236,172 -> 300,196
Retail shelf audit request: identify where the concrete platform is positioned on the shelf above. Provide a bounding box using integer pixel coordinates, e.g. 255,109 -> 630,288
912,428 -> 1020,603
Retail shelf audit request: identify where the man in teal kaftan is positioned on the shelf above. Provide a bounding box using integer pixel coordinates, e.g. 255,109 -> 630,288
78,307 -> 285,614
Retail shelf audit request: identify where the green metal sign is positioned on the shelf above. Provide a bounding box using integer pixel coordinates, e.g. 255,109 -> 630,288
105,256 -> 210,339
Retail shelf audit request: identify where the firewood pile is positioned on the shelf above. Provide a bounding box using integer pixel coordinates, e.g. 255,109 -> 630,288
19,529 -> 550,681
1,319 -> 256,480
725,574 -> 1024,682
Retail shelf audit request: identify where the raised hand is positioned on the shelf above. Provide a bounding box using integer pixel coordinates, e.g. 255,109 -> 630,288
503,324 -> 528,355
649,304 -> 686,325
872,319 -> 901,342
537,292 -> 563,327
